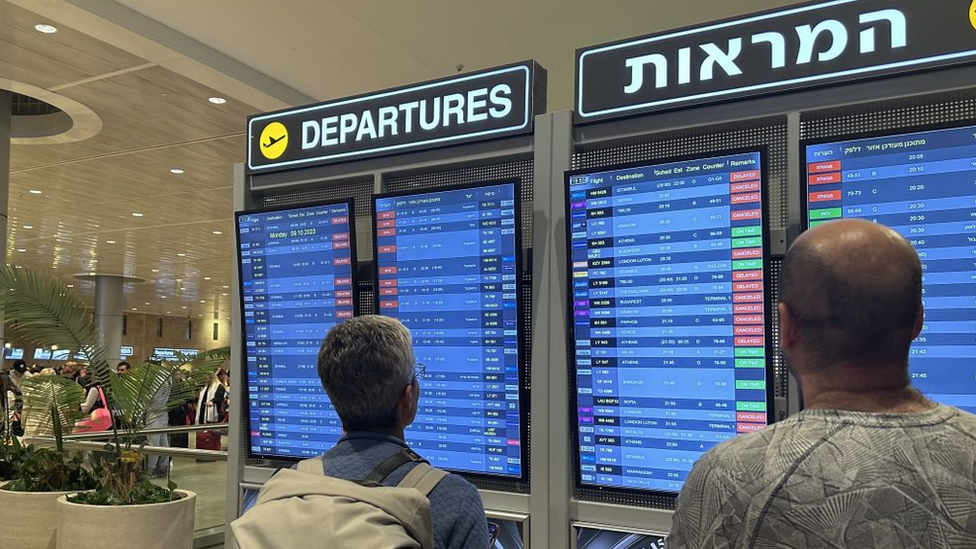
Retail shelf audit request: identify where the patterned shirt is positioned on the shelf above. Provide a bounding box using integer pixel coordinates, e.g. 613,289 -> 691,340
668,404 -> 976,549
320,431 -> 489,549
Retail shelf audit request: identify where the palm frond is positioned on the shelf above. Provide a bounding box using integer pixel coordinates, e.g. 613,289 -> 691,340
21,375 -> 86,443
0,266 -> 111,387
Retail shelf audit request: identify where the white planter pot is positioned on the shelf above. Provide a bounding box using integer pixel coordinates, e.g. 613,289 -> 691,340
0,485 -> 74,549
55,490 -> 196,549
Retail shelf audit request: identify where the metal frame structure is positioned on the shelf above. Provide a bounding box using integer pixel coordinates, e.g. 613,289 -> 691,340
227,62 -> 976,548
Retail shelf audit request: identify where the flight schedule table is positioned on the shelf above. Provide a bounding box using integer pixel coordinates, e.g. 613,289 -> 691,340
374,182 -> 523,478
807,125 -> 976,414
237,201 -> 355,459
569,151 -> 770,493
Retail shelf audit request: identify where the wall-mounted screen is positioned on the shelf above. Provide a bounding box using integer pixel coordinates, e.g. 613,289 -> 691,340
51,350 -> 71,361
373,181 -> 525,479
237,200 -> 356,459
567,151 -> 772,493
33,348 -> 52,360
805,124 -> 976,415
151,348 -> 200,362
4,348 -> 24,360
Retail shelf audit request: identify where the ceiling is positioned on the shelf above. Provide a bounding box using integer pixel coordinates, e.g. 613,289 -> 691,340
0,0 -> 799,322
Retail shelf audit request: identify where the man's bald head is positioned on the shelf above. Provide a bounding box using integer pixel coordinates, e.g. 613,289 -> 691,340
780,219 -> 922,369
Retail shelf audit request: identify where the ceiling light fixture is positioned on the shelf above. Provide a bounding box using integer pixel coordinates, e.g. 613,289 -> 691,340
144,302 -> 150,306
16,248 -> 26,253
199,300 -> 205,304
204,276 -> 211,280
106,240 -> 116,244
22,225 -> 32,229
177,253 -> 186,257
34,23 -> 58,34
208,97 -> 227,105
132,212 -> 143,217
212,230 -> 223,235
66,284 -> 73,288
181,306 -> 187,309
131,308 -> 137,311
166,311 -> 172,314
151,269 -> 159,273
29,189 -> 42,195
170,168 -> 184,175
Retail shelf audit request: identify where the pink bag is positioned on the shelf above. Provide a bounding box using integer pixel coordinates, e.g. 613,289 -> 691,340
76,387 -> 112,433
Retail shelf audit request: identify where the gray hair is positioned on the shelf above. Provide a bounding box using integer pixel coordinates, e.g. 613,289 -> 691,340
317,315 -> 415,431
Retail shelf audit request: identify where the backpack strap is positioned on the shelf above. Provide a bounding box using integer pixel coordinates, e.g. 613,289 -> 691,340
360,447 -> 426,486
397,463 -> 448,497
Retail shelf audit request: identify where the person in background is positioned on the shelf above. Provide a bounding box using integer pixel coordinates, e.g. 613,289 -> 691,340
315,316 -> 488,549
116,361 -> 131,376
146,364 -> 171,478
61,361 -> 80,383
168,365 -> 195,448
667,219 -> 976,549
194,370 -> 227,452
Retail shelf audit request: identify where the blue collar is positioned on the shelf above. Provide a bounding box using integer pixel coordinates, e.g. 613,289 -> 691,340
338,431 -> 408,447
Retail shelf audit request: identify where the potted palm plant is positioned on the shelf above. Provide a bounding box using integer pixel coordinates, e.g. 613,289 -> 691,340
0,266 -> 228,549
0,375 -> 98,549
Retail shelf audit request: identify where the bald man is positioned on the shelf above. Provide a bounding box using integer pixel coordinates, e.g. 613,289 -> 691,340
667,219 -> 976,549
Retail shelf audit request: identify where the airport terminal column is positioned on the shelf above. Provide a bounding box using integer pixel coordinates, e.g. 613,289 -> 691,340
94,275 -> 124,366
0,93 -> 11,350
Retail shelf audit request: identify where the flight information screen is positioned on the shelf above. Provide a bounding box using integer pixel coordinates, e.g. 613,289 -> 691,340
374,182 -> 524,478
568,151 -> 771,493
806,124 -> 976,415
237,200 -> 356,459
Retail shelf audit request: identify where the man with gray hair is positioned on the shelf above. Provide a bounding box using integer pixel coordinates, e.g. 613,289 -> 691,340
315,315 -> 488,549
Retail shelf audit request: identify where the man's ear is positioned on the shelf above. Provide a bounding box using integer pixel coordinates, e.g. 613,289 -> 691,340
912,302 -> 924,340
779,302 -> 798,351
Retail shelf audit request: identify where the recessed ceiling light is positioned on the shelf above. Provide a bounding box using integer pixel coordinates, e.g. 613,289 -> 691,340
66,284 -> 73,288
14,266 -> 22,269
177,253 -> 186,257
132,212 -> 143,217
151,269 -> 159,273
212,230 -> 222,235
208,97 -> 227,105
222,292 -> 229,296
161,296 -> 167,299
199,300 -> 206,303
106,240 -> 116,244
29,189 -> 42,195
22,225 -> 32,229
16,248 -> 25,253
170,168 -> 184,174
181,306 -> 187,309
144,302 -> 150,306
34,23 -> 58,34
204,276 -> 211,280
166,311 -> 171,314
222,285 -> 229,289
131,308 -> 137,311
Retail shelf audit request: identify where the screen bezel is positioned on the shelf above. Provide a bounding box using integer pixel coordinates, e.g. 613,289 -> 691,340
371,179 -> 529,483
564,147 -> 775,498
235,197 -> 359,462
799,118 -> 976,232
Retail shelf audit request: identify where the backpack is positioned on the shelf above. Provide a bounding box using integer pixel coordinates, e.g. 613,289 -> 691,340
230,448 -> 448,549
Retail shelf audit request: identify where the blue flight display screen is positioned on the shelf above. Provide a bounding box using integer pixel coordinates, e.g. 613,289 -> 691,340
806,125 -> 976,415
237,201 -> 355,459
374,182 -> 523,478
569,151 -> 771,493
